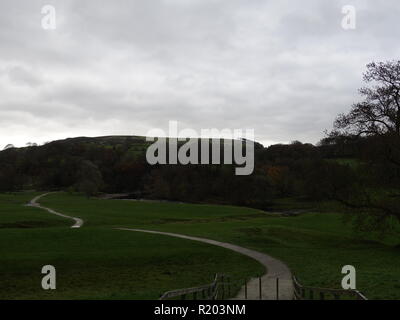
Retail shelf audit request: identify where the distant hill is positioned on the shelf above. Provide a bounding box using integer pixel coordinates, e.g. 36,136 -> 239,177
0,134 -> 362,209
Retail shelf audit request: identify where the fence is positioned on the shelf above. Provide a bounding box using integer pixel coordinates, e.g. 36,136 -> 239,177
159,274 -> 278,300
293,275 -> 368,300
160,274 -> 368,300
159,274 -> 237,300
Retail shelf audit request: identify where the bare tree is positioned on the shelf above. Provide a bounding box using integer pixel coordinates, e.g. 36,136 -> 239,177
3,144 -> 15,150
328,61 -> 400,229
26,142 -> 38,147
333,60 -> 400,137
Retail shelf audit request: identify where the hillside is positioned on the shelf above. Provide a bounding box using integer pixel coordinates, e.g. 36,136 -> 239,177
0,135 -> 368,210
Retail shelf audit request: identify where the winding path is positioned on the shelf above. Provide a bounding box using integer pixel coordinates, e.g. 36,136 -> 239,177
27,193 -> 293,299
117,228 -> 294,300
28,193 -> 83,228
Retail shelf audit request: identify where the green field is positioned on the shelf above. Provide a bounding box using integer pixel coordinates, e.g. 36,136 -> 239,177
1,192 -> 399,299
0,193 -> 263,299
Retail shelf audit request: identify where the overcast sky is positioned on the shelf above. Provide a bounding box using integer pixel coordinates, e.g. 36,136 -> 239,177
1,0 -> 400,148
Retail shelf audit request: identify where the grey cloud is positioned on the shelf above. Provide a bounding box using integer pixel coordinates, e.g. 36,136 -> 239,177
6,66 -> 43,87
0,0 -> 399,148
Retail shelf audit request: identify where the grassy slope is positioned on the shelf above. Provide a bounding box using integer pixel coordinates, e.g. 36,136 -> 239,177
0,193 -> 263,299
40,193 -> 400,300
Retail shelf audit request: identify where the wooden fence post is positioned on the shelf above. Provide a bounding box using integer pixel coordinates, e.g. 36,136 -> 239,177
227,276 -> 231,297
245,279 -> 248,300
276,278 -> 279,300
221,275 -> 225,300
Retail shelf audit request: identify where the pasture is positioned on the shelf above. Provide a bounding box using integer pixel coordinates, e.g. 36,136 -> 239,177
0,192 -> 399,299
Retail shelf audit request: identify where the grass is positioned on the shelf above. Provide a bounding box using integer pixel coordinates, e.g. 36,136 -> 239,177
0,193 -> 263,299
1,192 -> 399,299
327,158 -> 362,169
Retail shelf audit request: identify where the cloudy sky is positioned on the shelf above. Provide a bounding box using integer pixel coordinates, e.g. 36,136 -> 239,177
1,0 -> 399,148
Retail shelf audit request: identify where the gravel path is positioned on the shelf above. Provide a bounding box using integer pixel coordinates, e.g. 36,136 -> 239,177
118,228 -> 293,300
28,193 -> 84,228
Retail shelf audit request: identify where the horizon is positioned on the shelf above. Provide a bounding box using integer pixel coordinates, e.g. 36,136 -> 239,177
2,133 -> 315,150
